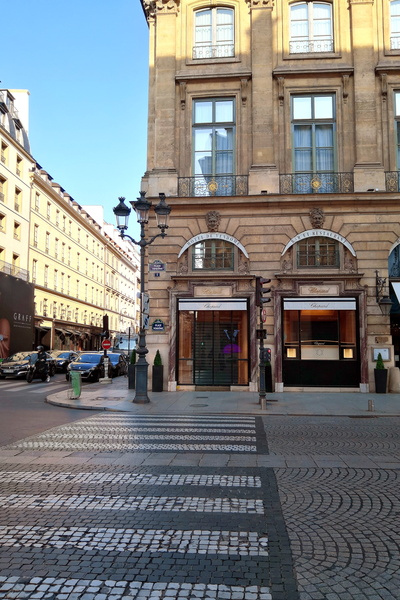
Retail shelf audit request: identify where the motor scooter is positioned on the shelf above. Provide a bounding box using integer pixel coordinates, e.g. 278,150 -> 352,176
26,358 -> 50,383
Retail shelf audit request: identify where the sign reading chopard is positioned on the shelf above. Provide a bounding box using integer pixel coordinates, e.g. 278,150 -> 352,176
300,285 -> 339,296
178,233 -> 249,258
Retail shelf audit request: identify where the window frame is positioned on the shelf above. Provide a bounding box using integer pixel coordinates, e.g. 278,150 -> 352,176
296,236 -> 340,268
191,239 -> 236,271
289,1 -> 334,55
291,93 -> 337,178
192,97 -> 236,195
192,6 -> 235,60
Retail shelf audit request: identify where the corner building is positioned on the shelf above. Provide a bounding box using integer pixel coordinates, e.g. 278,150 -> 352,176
141,0 -> 400,393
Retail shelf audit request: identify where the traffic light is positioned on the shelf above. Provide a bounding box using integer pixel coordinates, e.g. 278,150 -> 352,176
102,315 -> 110,339
256,277 -> 271,307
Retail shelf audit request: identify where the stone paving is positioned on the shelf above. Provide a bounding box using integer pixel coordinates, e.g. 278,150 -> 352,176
0,413 -> 398,599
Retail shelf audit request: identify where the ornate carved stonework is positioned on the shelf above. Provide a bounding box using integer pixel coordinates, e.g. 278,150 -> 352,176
206,211 -> 221,232
245,0 -> 274,6
178,253 -> 188,274
344,250 -> 357,273
309,207 -> 325,229
143,0 -> 180,19
281,248 -> 293,273
238,259 -> 250,274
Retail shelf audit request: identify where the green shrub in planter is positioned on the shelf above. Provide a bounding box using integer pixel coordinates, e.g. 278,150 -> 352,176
128,349 -> 136,389
152,350 -> 163,392
374,352 -> 388,393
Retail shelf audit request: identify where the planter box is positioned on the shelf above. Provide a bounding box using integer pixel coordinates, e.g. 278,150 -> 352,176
152,364 -> 163,392
374,368 -> 388,393
128,364 -> 136,389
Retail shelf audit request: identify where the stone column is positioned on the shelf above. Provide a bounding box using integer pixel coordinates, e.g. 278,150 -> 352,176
142,0 -> 179,197
247,0 -> 279,194
349,0 -> 385,191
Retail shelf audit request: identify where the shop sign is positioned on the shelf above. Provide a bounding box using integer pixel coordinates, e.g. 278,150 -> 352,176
149,260 -> 166,272
151,319 -> 165,332
300,285 -> 339,296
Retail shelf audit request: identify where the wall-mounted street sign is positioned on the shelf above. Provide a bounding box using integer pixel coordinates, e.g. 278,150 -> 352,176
149,259 -> 166,272
151,319 -> 165,332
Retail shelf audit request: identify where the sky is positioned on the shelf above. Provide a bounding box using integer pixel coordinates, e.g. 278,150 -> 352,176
1,0 -> 149,238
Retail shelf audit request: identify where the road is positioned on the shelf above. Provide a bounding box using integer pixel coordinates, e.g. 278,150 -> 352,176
0,404 -> 398,599
0,374 -> 98,446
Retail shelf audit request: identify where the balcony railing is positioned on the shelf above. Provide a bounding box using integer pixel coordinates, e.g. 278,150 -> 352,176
279,172 -> 354,194
391,36 -> 400,50
385,171 -> 400,192
0,260 -> 29,281
192,44 -> 234,59
289,38 -> 334,54
178,175 -> 248,197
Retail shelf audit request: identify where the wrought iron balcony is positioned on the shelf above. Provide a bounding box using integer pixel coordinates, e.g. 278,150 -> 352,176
386,171 -> 400,192
192,44 -> 234,59
178,175 -> 248,197
0,260 -> 29,281
391,36 -> 400,50
279,172 -> 354,194
289,38 -> 334,54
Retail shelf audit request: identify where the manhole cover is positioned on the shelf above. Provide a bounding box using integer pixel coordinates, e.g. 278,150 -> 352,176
190,403 -> 209,407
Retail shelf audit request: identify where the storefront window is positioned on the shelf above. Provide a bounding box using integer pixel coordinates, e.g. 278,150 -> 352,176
178,308 -> 248,385
283,308 -> 356,360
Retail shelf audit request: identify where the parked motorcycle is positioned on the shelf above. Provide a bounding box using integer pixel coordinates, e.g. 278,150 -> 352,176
26,358 -> 51,383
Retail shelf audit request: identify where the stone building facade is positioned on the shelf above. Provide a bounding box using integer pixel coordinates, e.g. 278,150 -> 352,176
140,0 -> 400,392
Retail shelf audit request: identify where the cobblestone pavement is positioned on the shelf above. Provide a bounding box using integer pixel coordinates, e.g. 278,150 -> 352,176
0,413 -> 399,599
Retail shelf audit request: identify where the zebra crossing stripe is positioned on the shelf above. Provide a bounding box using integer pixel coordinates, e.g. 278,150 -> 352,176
0,526 -> 268,555
0,494 -> 264,513
0,471 -> 261,487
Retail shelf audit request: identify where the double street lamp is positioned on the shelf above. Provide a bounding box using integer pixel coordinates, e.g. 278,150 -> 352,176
113,192 -> 171,403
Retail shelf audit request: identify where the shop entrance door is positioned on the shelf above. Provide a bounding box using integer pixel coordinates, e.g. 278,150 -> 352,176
178,308 -> 249,387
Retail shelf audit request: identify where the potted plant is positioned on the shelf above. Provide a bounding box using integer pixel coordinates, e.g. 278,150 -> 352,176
152,349 -> 163,392
374,352 -> 388,393
128,349 -> 136,389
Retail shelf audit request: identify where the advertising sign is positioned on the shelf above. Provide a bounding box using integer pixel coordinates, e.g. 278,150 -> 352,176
0,273 -> 34,358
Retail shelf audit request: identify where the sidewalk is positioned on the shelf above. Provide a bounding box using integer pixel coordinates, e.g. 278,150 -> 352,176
46,376 -> 400,416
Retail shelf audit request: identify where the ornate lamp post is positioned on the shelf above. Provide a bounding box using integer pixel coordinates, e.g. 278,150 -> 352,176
113,192 -> 171,403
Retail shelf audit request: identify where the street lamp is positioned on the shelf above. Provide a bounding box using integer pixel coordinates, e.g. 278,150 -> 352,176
113,191 -> 171,403
375,270 -> 393,316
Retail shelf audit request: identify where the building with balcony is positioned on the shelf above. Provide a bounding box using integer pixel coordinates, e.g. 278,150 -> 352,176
140,0 -> 400,392
0,88 -> 140,355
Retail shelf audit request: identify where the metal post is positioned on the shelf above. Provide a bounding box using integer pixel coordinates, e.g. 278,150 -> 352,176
259,309 -> 266,410
133,223 -> 150,404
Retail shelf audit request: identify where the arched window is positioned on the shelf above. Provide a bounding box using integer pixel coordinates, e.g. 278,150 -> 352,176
290,2 -> 333,54
192,239 -> 234,270
391,0 -> 400,49
297,236 -> 339,267
193,7 -> 234,59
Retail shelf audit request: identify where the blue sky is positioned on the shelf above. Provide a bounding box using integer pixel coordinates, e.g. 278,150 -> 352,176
1,0 -> 149,236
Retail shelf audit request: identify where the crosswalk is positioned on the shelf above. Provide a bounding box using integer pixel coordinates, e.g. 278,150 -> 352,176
0,378 -> 69,394
6,413 -> 264,453
0,414 -> 287,599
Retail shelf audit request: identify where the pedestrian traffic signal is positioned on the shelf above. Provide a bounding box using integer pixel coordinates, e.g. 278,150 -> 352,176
256,276 -> 271,307
102,314 -> 110,339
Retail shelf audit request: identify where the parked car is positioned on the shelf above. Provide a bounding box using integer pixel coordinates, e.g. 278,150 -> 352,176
0,351 -> 56,379
103,352 -> 128,377
50,350 -> 79,372
66,352 -> 104,383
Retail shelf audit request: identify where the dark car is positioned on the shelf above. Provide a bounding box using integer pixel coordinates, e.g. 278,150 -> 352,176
0,351 -> 56,379
50,351 -> 79,372
66,352 -> 104,383
102,352 -> 128,378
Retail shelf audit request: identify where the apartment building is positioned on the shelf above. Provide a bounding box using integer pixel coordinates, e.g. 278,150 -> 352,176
0,88 -> 140,355
140,0 -> 400,392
